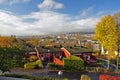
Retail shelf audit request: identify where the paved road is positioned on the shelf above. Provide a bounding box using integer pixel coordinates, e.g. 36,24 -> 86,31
9,68 -> 100,80
1,68 -> 120,80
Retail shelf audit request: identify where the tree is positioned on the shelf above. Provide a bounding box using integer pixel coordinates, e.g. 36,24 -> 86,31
113,12 -> 120,27
113,12 -> 120,47
0,36 -> 12,47
94,15 -> 118,60
27,37 -> 38,47
0,47 -> 21,73
113,12 -> 120,71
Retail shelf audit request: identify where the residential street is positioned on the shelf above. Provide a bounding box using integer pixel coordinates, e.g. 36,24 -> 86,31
0,68 -> 120,80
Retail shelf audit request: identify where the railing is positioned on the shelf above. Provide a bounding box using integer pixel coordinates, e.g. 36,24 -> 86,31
86,66 -> 120,73
86,67 -> 103,72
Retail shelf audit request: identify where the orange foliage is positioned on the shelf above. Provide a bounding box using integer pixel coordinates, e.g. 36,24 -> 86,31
53,56 -> 64,66
0,35 -> 13,47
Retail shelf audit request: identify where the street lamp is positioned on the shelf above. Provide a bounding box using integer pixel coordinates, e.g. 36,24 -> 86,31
58,71 -> 63,80
48,50 -> 50,62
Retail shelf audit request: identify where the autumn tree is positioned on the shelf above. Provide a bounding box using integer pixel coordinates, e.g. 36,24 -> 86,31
0,35 -> 27,73
113,12 -> 120,70
0,36 -> 12,47
113,12 -> 120,50
27,37 -> 39,47
113,12 -> 120,27
94,15 -> 118,60
0,35 -> 19,47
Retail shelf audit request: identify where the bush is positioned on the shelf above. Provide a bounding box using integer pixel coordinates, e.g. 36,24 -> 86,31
63,78 -> 69,80
46,63 -> 64,70
63,55 -> 84,71
29,55 -> 38,62
18,58 -> 28,67
0,47 -> 23,73
80,74 -> 91,80
24,60 -> 43,69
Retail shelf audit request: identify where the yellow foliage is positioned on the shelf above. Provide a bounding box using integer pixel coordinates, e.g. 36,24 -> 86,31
94,15 -> 118,60
27,37 -> 38,46
80,74 -> 91,80
0,35 -> 12,47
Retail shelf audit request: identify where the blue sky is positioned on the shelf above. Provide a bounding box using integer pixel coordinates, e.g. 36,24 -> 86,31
0,0 -> 119,36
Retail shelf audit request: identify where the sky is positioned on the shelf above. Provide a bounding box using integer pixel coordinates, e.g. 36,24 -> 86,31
0,0 -> 120,36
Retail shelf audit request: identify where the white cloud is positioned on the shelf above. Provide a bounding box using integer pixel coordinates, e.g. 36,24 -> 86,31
38,0 -> 64,11
0,1 -> 101,36
0,9 -> 100,36
0,0 -> 4,3
70,18 -> 100,29
80,7 -> 93,17
0,10 -> 30,36
10,0 -> 30,5
0,0 -> 30,4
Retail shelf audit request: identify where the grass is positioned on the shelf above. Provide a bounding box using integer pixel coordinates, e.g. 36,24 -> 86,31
0,74 -> 71,80
0,74 -> 54,80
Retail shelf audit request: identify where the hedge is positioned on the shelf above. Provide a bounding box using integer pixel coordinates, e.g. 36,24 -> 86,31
80,74 -> 91,80
63,55 -> 84,71
1,74 -> 54,80
24,60 -> 43,69
46,63 -> 64,70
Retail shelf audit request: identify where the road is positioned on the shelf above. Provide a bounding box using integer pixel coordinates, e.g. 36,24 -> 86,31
0,68 -> 119,80
1,68 -> 100,80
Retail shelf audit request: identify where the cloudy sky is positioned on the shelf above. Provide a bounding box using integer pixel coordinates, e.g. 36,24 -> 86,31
0,0 -> 119,36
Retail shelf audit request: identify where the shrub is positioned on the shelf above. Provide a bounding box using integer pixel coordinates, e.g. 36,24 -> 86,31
29,55 -> 38,62
24,60 -> 43,69
63,55 -> 84,71
63,78 -> 69,80
80,74 -> 91,80
46,63 -> 64,70
18,58 -> 28,67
